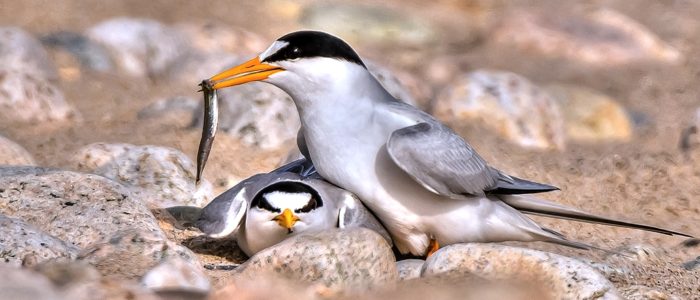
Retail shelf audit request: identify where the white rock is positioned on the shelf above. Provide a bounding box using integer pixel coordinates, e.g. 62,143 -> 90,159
433,69 -> 565,150
0,266 -> 65,300
141,256 -> 210,293
0,27 -> 58,80
70,143 -> 213,208
423,244 -> 621,300
86,18 -> 192,78
0,69 -> 79,123
0,134 -> 35,165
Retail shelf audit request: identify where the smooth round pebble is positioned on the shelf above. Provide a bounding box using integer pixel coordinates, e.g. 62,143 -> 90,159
0,134 -> 35,165
396,259 -> 425,281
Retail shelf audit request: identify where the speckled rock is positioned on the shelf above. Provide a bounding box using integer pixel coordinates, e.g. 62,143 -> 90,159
141,256 -> 210,293
366,60 -> 418,106
423,244 -> 621,300
0,134 -> 35,165
0,68 -> 79,123
33,260 -> 161,300
70,143 -> 213,208
433,69 -> 565,150
234,228 -> 397,292
192,82 -> 300,149
86,18 -> 192,78
0,167 -> 161,248
0,214 -> 80,267
79,229 -> 202,282
547,84 -> 632,142
396,259 -> 424,281
174,22 -> 266,56
300,3 -> 436,47
0,266 -> 65,300
0,27 -> 58,80
492,9 -> 681,65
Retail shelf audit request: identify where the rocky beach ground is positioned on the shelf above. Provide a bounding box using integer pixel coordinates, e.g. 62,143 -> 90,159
1,0 -> 699,299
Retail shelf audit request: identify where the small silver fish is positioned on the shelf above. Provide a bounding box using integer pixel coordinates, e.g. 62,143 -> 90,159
196,80 -> 218,183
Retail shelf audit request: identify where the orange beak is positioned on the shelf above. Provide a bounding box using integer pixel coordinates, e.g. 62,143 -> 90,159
209,57 -> 284,90
272,208 -> 300,234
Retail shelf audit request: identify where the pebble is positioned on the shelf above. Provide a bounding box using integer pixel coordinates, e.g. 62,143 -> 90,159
492,9 -> 681,65
0,167 -> 161,248
547,84 -> 632,142
233,228 -> 397,293
396,259 -> 424,281
433,69 -> 565,150
78,229 -> 204,284
86,18 -> 192,78
423,244 -> 621,299
0,134 -> 35,165
174,22 -> 266,56
40,31 -> 113,72
0,68 -> 79,123
0,27 -> 58,80
300,3 -> 436,47
141,256 -> 211,294
136,95 -> 199,120
0,214 -> 80,267
70,143 -> 213,208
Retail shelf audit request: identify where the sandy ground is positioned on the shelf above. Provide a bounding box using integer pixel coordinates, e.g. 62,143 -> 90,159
1,0 -> 700,297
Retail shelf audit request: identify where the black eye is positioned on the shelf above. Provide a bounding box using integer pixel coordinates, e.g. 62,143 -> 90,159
295,196 -> 318,213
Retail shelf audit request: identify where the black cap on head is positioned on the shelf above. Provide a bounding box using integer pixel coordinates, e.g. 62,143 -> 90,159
251,181 -> 323,213
262,31 -> 365,67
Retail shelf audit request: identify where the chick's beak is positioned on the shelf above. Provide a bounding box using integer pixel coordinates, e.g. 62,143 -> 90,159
273,208 -> 300,234
208,57 -> 284,90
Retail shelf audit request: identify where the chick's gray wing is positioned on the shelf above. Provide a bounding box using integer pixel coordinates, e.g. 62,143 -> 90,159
387,121 -> 500,197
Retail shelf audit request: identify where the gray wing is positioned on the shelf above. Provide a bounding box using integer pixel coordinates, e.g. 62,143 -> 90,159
387,121 -> 500,197
338,193 -> 393,246
297,127 -> 311,162
196,174 -> 274,238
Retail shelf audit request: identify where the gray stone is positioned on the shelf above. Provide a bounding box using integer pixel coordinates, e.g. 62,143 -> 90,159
433,69 -> 565,150
0,266 -> 65,300
300,3 -> 436,47
0,68 -> 79,123
70,143 -> 213,208
0,27 -> 58,80
192,82 -> 300,149
86,18 -> 192,78
141,256 -> 210,293
0,167 -> 161,248
40,31 -> 113,72
491,9 -> 681,65
547,84 -> 632,142
78,229 -> 201,282
0,134 -> 35,166
423,244 -> 621,300
234,228 -> 397,292
396,259 -> 424,281
0,214 -> 80,267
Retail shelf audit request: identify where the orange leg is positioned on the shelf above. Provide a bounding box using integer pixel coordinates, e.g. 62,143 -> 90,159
425,238 -> 440,257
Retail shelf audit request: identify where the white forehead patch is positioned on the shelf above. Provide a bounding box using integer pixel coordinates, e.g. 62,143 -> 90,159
263,191 -> 312,210
259,40 -> 290,61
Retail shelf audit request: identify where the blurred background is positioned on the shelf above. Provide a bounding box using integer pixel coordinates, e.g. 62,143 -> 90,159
1,0 -> 699,295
